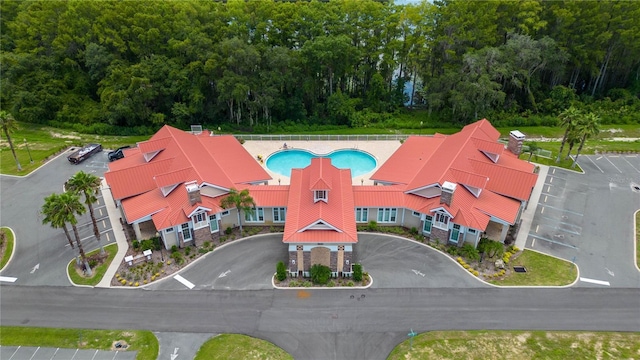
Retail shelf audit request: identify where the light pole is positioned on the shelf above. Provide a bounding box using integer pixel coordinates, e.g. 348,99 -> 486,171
24,138 -> 33,163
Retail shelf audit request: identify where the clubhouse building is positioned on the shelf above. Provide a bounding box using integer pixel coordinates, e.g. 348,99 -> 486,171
105,119 -> 537,277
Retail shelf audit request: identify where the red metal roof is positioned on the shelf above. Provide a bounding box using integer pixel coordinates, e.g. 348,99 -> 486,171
283,158 -> 357,244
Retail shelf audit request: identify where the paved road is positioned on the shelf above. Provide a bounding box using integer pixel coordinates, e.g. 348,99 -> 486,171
147,233 -> 485,291
0,150 -> 113,286
525,154 -> 640,287
2,286 -> 639,360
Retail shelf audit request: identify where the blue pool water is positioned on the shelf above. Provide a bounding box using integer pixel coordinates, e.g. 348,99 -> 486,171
266,149 -> 377,178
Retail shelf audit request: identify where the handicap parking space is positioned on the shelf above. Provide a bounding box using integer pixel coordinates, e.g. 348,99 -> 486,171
0,346 -> 136,360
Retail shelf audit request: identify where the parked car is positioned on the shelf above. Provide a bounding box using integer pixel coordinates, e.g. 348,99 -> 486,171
68,143 -> 103,164
108,146 -> 130,161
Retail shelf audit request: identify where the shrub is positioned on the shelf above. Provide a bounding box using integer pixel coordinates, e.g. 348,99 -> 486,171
171,252 -> 184,265
347,281 -> 354,287
140,239 -> 155,251
225,226 -> 233,235
132,240 -> 140,250
446,246 -> 459,255
367,220 -> 378,231
327,280 -> 335,287
184,246 -> 191,256
478,238 -> 504,258
276,261 -> 287,281
171,245 -> 179,254
88,259 -> 98,268
353,263 -> 363,282
310,264 -> 332,285
410,227 -> 419,236
459,243 -> 480,261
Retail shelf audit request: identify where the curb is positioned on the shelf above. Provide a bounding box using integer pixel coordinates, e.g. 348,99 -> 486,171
0,227 -> 17,272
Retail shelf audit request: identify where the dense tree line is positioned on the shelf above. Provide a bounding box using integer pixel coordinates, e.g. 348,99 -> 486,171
1,0 -> 639,135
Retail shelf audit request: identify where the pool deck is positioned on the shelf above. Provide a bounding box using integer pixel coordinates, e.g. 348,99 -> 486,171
243,140 -> 403,185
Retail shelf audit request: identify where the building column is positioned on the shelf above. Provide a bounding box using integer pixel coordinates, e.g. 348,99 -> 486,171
297,245 -> 304,274
133,222 -> 142,240
500,223 -> 509,243
337,245 -> 344,273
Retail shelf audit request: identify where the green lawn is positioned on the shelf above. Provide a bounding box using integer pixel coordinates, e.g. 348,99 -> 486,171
1,123 -> 148,175
67,243 -> 118,286
0,227 -> 15,270
387,330 -> 640,360
489,250 -> 577,286
194,334 -> 293,360
0,327 -> 159,360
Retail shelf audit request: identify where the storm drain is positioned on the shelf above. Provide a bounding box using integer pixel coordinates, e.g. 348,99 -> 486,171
513,266 -> 527,273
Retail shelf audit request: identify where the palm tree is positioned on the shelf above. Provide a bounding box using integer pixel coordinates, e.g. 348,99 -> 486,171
67,171 -> 104,254
220,188 -> 255,234
556,106 -> 582,163
0,110 -> 22,171
525,141 -> 539,162
42,194 -> 75,250
564,129 -> 582,161
43,192 -> 92,275
572,113 -> 600,169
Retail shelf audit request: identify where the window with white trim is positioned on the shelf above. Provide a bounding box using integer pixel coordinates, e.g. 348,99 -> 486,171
314,190 -> 327,202
273,207 -> 286,222
165,227 -> 174,233
434,212 -> 449,229
209,214 -> 219,232
355,208 -> 368,222
221,210 -> 230,217
467,228 -> 476,234
412,211 -> 420,217
245,207 -> 264,222
377,208 -> 397,223
192,212 -> 208,229
181,223 -> 192,241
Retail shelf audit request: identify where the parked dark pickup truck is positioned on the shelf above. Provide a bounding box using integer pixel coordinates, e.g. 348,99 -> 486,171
67,143 -> 102,164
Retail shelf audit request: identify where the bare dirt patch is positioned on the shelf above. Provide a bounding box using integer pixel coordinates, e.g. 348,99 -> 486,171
50,131 -> 81,140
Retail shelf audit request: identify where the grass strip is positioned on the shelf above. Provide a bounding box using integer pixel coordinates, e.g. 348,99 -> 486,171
489,250 -> 577,286
194,334 -> 293,360
67,243 -> 118,286
387,330 -> 640,360
0,327 -> 158,360
0,227 -> 15,270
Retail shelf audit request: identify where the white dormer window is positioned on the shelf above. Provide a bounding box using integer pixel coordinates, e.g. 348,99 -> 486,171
434,212 -> 449,229
314,190 -> 327,203
192,212 -> 208,229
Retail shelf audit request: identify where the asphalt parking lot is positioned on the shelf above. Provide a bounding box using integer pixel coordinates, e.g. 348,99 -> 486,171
526,154 -> 640,287
0,149 -> 113,286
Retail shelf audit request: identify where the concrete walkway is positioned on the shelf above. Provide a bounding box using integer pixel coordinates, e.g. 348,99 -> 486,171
96,178 -> 129,288
515,164 -> 549,250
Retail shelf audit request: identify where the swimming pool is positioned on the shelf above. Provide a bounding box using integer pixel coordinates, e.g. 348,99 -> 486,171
266,149 -> 377,178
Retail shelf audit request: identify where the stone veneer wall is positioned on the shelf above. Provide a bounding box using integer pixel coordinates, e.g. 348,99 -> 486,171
429,227 -> 449,244
193,227 -> 209,247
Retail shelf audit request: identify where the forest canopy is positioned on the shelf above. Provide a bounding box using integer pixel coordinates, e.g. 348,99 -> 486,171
1,0 -> 639,135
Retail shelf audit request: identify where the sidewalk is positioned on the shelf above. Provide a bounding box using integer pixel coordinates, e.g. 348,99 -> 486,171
96,178 -> 129,288
515,164 -> 549,250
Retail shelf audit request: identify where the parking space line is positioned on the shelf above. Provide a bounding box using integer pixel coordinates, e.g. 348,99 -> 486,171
71,348 -> 79,360
552,168 -> 556,174
538,204 -> 584,216
91,349 -> 99,360
540,207 -> 544,214
541,192 -> 559,198
604,156 -> 622,173
50,348 -> 59,360
621,156 -> 640,173
528,233 -> 578,249
112,351 -> 120,360
8,346 -> 20,360
538,216 -> 582,233
579,277 -> 610,286
29,347 -> 40,360
535,225 -> 539,233
531,238 -> 536,247
586,156 -> 604,173
547,185 -> 551,192
549,177 -> 553,183
544,195 -> 547,202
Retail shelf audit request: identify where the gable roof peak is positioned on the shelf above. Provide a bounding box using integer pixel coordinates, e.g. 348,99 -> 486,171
309,157 -> 333,190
